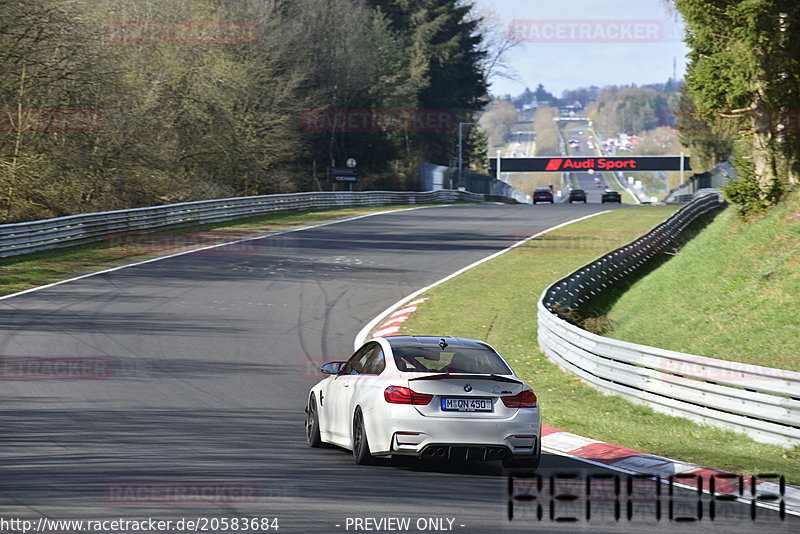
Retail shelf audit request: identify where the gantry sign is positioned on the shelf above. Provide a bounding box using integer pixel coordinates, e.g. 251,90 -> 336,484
489,155 -> 691,173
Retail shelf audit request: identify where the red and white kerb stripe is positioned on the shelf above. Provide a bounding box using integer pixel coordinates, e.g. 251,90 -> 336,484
373,297 -> 430,338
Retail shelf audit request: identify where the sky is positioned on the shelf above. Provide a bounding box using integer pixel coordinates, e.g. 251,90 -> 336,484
477,0 -> 690,98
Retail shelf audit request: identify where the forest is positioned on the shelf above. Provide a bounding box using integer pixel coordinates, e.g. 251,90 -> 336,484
0,0 -> 498,223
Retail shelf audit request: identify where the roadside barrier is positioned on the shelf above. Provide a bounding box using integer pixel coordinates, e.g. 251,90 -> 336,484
538,194 -> 800,447
0,190 -> 490,258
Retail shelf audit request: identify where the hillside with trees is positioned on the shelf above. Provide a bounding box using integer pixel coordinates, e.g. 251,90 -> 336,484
673,0 -> 800,217
0,0 -> 499,223
586,85 -> 679,139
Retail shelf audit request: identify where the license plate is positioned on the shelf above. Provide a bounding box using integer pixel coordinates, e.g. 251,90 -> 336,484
441,397 -> 493,412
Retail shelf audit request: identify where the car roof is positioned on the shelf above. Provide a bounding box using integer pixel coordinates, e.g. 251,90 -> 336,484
534,188 -> 551,192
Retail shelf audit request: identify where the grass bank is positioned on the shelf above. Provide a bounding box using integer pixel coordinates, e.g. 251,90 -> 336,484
597,190 -> 800,372
397,205 -> 800,483
0,204 -> 419,297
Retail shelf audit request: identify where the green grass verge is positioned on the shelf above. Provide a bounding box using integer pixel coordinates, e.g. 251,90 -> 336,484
598,190 -> 800,372
397,205 -> 800,483
0,204 -> 419,297
602,173 -> 638,205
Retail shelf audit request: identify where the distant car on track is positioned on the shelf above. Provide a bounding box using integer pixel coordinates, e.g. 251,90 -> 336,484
601,189 -> 622,203
568,189 -> 587,203
532,188 -> 554,204
305,336 -> 542,468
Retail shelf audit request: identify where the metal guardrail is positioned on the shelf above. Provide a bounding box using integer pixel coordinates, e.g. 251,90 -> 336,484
538,194 -> 800,447
0,190 -> 487,258
665,159 -> 735,202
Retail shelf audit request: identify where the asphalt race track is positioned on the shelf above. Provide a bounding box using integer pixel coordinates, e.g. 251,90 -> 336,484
0,204 -> 795,533
566,128 -> 613,204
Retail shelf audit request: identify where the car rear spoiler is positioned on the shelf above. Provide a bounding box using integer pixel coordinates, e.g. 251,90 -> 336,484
409,373 -> 523,385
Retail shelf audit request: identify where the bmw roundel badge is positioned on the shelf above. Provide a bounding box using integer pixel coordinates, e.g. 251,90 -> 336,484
464,384 -> 472,392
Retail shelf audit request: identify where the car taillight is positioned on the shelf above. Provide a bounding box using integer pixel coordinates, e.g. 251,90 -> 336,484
501,389 -> 538,408
384,386 -> 433,405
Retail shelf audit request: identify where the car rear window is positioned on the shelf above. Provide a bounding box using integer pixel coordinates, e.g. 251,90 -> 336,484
391,344 -> 512,374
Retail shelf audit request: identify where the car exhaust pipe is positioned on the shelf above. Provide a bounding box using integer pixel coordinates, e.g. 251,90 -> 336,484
423,448 -> 436,458
485,447 -> 507,460
436,447 -> 447,458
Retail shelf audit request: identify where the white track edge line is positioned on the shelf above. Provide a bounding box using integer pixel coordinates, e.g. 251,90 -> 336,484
0,205 -> 436,302
354,210 -> 610,349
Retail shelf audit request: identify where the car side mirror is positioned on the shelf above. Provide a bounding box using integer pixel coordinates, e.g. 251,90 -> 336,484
321,361 -> 345,375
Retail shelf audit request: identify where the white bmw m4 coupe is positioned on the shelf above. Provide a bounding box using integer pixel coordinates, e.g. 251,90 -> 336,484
305,336 -> 541,467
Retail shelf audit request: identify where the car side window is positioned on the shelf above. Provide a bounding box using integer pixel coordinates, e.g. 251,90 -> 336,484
341,342 -> 383,375
341,343 -> 372,375
362,345 -> 385,375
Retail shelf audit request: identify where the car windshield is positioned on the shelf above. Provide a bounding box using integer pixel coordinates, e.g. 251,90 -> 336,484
391,342 -> 513,374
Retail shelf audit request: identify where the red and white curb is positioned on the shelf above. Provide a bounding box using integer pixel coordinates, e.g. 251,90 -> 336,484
541,424 -> 800,516
372,297 -> 429,338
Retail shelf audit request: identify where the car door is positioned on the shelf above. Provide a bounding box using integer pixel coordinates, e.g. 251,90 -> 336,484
324,342 -> 376,439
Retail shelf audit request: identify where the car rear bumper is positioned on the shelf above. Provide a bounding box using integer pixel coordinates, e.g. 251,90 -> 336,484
375,407 -> 541,459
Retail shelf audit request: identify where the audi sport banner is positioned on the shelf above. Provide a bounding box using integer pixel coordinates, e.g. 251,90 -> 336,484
489,156 -> 690,173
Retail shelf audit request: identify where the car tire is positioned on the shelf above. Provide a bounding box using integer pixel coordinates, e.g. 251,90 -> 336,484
306,394 -> 322,448
352,408 -> 373,465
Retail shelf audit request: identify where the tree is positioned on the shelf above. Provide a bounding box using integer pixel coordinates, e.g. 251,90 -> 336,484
674,0 -> 800,210
479,98 -> 518,148
561,86 -> 600,108
366,0 -> 490,166
0,0 -> 500,222
531,105 -> 560,155
675,84 -> 735,171
533,84 -> 556,104
468,128 -> 488,172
